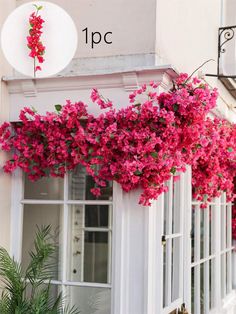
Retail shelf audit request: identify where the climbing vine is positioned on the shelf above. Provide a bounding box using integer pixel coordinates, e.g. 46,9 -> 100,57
0,73 -> 235,209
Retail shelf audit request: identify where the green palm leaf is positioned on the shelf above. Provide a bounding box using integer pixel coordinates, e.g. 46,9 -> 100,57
0,225 -> 80,314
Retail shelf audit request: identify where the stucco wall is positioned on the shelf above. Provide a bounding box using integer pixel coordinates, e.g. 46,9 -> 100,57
0,0 -> 15,250
16,0 -> 157,58
155,0 -> 236,120
14,0 -> 236,119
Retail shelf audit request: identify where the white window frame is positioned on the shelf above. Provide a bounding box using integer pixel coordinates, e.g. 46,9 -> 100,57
10,169 -> 113,311
10,168 -> 193,314
11,166 -> 235,314
190,195 -> 235,314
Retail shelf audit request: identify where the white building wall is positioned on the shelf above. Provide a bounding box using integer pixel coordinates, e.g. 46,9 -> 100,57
0,0 -> 15,250
13,0 -> 236,121
16,0 -> 157,58
155,0 -> 236,121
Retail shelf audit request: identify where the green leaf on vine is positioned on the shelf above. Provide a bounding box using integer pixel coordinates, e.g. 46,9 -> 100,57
134,170 -> 142,176
55,104 -> 62,112
150,152 -> 158,158
173,104 -> 179,112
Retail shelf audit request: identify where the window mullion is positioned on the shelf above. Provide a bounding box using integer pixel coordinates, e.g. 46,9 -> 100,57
213,197 -> 222,309
62,173 -> 69,306
204,206 -> 210,313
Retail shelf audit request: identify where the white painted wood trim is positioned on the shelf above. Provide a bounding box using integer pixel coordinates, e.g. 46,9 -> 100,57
183,166 -> 192,311
10,169 -> 24,261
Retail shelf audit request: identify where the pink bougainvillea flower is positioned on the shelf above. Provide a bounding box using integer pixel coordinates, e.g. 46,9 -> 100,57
27,4 -> 45,76
1,73 -> 236,211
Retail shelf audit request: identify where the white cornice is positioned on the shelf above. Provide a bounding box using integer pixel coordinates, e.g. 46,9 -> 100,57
2,66 -> 178,95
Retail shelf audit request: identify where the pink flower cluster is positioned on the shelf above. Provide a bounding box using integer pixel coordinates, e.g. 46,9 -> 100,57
1,73 -> 227,208
27,5 -> 45,74
192,119 -> 236,206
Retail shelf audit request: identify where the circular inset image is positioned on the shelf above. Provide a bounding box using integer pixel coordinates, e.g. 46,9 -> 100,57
1,1 -> 78,78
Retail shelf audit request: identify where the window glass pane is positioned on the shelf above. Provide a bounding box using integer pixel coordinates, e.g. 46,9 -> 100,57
200,263 -> 204,313
68,206 -> 111,284
67,286 -> 111,314
25,283 -> 60,301
171,237 -> 180,302
24,176 -> 64,200
221,253 -> 226,298
163,243 -> 166,307
209,206 -> 212,256
164,179 -> 172,235
210,205 -> 216,256
191,205 -> 195,263
84,232 -> 109,283
22,204 -> 62,280
191,267 -> 194,314
221,204 -> 227,250
85,205 -> 109,228
68,164 -> 113,200
226,204 -> 232,248
173,178 -> 181,234
209,259 -> 213,310
200,209 -> 204,259
226,251 -> 232,294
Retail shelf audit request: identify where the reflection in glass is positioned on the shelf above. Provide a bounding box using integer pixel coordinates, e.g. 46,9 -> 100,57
171,237 -> 180,302
84,232 -> 109,283
68,164 -> 113,201
22,204 -> 61,280
69,206 -> 110,284
173,178 -> 181,234
200,209 -> 204,259
221,205 -> 226,251
85,205 -> 109,228
191,267 -> 194,314
200,263 -> 204,313
221,254 -> 226,298
209,259 -> 213,310
226,252 -> 232,294
163,243 -> 166,307
67,286 -> 111,314
24,176 -> 64,200
191,206 -> 195,263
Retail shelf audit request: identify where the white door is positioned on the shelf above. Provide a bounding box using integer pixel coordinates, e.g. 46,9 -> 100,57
161,169 -> 192,314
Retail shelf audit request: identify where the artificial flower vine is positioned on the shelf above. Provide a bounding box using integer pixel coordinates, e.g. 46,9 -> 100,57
27,4 -> 45,76
0,73 -> 235,209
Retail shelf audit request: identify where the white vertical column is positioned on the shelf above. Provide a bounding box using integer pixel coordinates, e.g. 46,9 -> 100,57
111,166 -> 192,314
146,193 -> 164,314
111,183 -> 150,314
10,169 -> 24,261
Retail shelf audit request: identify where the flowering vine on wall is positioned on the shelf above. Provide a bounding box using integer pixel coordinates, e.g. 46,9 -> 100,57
0,74 -> 236,211
27,4 -> 45,76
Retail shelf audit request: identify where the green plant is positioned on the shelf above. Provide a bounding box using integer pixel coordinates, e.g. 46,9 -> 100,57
0,225 -> 79,314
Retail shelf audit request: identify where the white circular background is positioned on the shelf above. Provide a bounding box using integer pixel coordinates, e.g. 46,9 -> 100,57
1,1 -> 78,78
